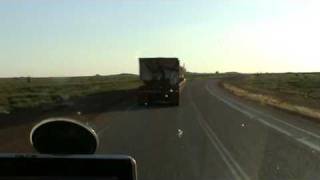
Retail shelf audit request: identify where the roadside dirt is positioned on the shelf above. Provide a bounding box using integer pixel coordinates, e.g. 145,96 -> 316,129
221,82 -> 320,121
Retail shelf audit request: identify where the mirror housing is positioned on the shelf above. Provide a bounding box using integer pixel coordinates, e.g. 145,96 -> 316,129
30,118 -> 99,155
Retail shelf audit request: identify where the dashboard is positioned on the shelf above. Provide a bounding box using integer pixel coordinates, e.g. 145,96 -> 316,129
0,154 -> 136,180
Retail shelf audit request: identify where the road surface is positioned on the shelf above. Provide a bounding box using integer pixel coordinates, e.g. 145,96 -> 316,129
3,79 -> 320,180
91,79 -> 320,180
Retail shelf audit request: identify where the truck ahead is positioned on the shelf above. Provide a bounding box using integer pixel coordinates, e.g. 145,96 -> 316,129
138,57 -> 186,106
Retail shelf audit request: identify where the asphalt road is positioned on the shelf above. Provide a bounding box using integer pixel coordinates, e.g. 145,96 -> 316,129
2,79 -> 320,179
90,79 -> 320,180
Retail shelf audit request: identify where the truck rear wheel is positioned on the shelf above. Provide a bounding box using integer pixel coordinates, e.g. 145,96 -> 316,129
138,100 -> 149,106
138,98 -> 146,106
171,95 -> 180,106
138,97 -> 150,106
138,101 -> 144,106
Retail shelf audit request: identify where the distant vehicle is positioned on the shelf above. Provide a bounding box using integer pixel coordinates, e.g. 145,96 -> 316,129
138,57 -> 186,106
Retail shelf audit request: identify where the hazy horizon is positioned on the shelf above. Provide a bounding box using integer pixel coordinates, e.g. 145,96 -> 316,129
1,0 -> 320,77
2,71 -> 320,78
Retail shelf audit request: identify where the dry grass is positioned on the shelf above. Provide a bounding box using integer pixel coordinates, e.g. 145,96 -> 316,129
223,73 -> 320,119
0,74 -> 142,114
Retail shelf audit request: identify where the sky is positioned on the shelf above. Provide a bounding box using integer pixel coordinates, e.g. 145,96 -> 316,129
0,0 -> 320,77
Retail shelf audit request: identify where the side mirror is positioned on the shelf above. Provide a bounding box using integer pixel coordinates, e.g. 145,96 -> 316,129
30,118 -> 99,155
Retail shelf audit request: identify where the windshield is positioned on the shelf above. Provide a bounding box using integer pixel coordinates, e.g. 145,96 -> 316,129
1,0 -> 320,179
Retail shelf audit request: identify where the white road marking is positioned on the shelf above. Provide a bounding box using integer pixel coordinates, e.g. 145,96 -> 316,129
208,84 -> 320,139
205,84 -> 320,152
188,87 -> 250,180
203,119 -> 251,180
244,103 -> 320,139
